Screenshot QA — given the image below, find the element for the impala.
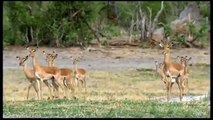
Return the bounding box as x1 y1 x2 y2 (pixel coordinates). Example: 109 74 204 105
160 38 186 101
16 55 38 100
155 61 166 84
43 50 76 99
27 47 65 100
179 56 192 95
71 56 87 93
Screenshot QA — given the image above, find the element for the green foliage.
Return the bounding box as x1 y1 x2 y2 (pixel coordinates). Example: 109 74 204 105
164 24 172 38
198 2 210 20
187 22 209 48
3 1 210 47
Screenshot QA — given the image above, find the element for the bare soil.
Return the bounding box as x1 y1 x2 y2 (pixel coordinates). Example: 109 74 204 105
3 46 210 71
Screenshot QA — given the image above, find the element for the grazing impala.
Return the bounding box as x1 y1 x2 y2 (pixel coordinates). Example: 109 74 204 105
42 50 76 99
160 38 186 101
27 47 65 100
16 55 38 100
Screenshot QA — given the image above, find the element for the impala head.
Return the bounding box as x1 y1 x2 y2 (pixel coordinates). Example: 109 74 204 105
155 61 164 69
160 37 174 55
159 63 164 69
180 56 192 67
70 56 81 65
42 50 58 63
27 47 38 57
16 55 29 66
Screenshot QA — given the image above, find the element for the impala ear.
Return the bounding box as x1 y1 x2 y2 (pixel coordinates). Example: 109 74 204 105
159 40 165 47
169 42 174 48
16 56 20 60
70 56 74 61
26 47 30 51
42 51 46 55
176 56 180 59
187 57 192 61
54 54 58 59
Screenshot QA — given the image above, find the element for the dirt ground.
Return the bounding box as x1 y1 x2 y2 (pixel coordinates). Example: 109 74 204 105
3 46 210 71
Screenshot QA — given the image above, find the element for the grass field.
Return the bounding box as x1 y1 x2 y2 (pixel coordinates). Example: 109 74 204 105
3 64 210 118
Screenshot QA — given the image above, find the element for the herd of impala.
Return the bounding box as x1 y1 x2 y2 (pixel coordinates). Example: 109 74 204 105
16 47 86 100
16 37 192 102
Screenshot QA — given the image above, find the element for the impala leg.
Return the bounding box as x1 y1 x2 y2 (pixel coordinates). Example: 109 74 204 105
26 82 33 100
162 77 166 90
176 77 183 101
32 81 39 100
36 79 41 100
52 80 59 98
70 83 76 99
44 80 54 100
27 81 37 100
55 77 66 99
75 77 79 88
181 78 185 96
83 78 87 93
63 79 68 99
166 77 171 102
186 77 189 94
168 76 174 102
40 79 44 100
168 80 171 102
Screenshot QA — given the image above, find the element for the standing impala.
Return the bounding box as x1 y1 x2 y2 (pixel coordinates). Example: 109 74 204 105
16 55 38 100
179 56 192 95
71 56 87 93
160 38 186 101
155 61 166 84
42 50 76 99
27 47 65 100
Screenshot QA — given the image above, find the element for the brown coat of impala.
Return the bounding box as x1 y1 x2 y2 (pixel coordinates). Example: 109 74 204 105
72 57 87 93
27 47 65 100
16 55 38 100
43 50 76 99
160 39 186 102
179 56 192 95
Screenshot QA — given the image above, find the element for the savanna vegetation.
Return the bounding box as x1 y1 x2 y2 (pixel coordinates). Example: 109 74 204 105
3 1 210 118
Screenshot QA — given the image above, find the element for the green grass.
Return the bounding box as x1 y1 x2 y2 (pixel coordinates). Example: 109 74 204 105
3 99 210 118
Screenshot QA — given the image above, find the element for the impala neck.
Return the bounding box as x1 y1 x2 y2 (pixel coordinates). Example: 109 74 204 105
183 63 188 73
23 62 28 71
48 60 54 67
75 62 78 72
164 51 172 71
32 53 40 69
